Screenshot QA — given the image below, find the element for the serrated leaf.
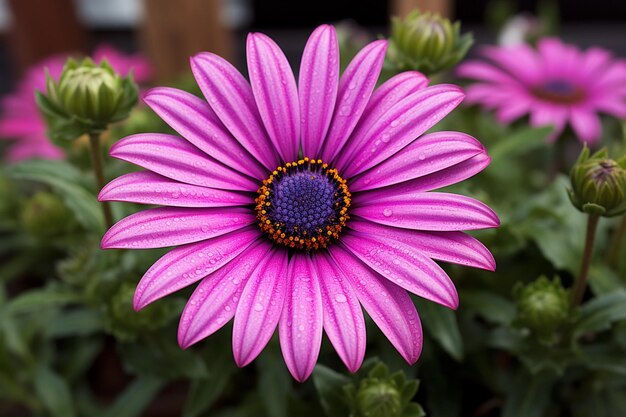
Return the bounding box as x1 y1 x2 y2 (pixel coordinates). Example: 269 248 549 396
101 376 165 417
312 364 351 417
34 366 76 417
6 160 104 232
415 298 464 361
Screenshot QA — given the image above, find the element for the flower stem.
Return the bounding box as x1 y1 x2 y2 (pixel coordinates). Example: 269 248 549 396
572 214 600 307
607 215 626 268
89 133 113 228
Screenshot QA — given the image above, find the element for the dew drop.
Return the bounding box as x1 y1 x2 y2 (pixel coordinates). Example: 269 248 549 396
254 303 264 312
383 208 393 217
335 294 347 303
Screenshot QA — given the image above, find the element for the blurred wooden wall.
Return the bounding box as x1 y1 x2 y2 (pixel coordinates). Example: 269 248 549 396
392 0 453 17
141 0 233 81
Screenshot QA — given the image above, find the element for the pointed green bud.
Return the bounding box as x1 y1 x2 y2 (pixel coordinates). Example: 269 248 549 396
20 192 77 237
37 57 138 141
356 381 403 417
568 145 626 217
514 276 570 344
387 9 473 76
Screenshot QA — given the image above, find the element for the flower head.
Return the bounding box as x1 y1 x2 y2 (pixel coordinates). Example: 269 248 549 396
0 45 152 162
100 25 499 381
457 38 626 143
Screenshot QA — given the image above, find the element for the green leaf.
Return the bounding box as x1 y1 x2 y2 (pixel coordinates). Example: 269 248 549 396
312 364 351 417
573 291 626 338
34 366 76 417
501 371 555 417
6 160 104 232
581 344 626 376
102 376 165 417
5 288 81 314
403 402 426 417
43 309 104 338
488 125 552 161
257 343 293 417
460 290 516 325
414 298 464 361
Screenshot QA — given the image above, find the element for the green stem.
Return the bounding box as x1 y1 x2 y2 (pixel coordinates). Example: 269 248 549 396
607 214 626 268
572 214 600 307
88 133 113 229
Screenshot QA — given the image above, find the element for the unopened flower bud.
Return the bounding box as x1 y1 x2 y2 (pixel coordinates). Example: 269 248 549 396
357 380 402 417
569 146 626 217
387 9 473 76
36 58 138 140
20 192 76 237
514 276 570 344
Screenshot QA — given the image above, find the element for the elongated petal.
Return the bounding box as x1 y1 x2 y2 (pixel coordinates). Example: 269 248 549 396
99 172 252 207
342 231 458 309
190 53 279 170
456 61 522 85
480 44 542 84
348 219 495 271
143 87 266 179
178 240 272 348
101 207 255 249
569 108 602 144
352 192 499 231
247 33 299 162
314 253 365 372
279 254 323 382
344 85 465 178
350 131 484 191
335 71 429 171
358 152 491 195
133 226 259 310
299 25 339 157
110 133 258 191
233 248 288 366
328 246 422 364
320 40 388 162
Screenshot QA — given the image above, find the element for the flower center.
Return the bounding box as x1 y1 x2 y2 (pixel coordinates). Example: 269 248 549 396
532 80 586 104
255 158 351 251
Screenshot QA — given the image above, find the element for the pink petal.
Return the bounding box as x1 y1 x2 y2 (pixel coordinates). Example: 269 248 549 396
479 44 542 84
133 226 260 311
529 104 567 142
358 152 491 195
190 53 280 170
247 33 299 162
341 231 458 309
328 245 422 364
110 133 258 192
335 71 429 171
143 87 266 180
314 253 365 372
343 85 465 178
178 240 272 348
348 219 496 271
233 248 288 366
569 108 602 144
350 131 484 192
495 97 534 124
456 61 522 85
320 40 388 162
299 25 340 158
98 172 252 207
101 207 255 249
352 191 499 231
279 254 323 382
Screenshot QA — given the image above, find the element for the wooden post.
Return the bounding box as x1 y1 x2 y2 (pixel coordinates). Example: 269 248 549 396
142 0 233 81
391 0 453 18
7 0 86 74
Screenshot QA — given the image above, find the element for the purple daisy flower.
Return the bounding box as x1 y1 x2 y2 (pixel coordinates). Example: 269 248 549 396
100 25 499 381
457 38 626 144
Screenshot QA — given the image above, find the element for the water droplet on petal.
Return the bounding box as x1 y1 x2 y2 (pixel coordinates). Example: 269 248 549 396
254 303 264 312
383 208 393 217
335 294 347 303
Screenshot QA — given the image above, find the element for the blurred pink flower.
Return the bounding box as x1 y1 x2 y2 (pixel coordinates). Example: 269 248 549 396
0 45 153 162
99 25 499 381
458 38 626 143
